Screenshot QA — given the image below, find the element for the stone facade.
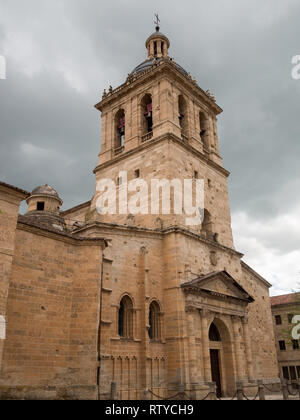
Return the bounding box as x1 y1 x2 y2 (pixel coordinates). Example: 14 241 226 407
0 25 280 399
271 293 300 383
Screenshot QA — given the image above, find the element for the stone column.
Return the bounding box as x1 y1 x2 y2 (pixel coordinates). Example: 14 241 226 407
163 42 168 57
140 247 151 394
101 113 107 152
186 307 199 385
242 315 254 381
208 115 215 152
157 41 162 57
200 309 211 382
213 117 219 154
232 316 244 382
149 41 154 58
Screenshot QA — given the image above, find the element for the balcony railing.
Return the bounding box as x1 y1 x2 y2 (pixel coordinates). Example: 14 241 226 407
114 146 125 156
141 131 153 142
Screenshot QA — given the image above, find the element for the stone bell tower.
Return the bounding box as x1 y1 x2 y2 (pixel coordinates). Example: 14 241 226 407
91 22 234 249
75 22 279 399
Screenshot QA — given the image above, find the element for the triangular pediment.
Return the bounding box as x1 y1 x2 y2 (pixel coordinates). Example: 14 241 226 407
181 271 254 303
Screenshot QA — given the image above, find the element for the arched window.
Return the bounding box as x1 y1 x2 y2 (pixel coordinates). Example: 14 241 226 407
209 323 221 342
148 301 161 341
118 295 133 339
199 111 209 149
115 109 125 150
141 94 153 136
178 95 188 137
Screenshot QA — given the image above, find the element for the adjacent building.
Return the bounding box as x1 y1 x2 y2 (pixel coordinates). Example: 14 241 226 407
271 293 300 383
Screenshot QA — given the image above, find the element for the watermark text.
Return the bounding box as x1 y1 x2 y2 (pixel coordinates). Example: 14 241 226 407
0 55 6 80
291 55 300 80
96 172 205 226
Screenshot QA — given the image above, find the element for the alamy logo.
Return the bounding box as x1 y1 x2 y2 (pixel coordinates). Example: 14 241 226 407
291 55 300 80
96 171 205 226
0 55 6 80
291 315 300 340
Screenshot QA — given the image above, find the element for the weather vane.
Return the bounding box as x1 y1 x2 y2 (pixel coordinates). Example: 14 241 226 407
154 13 160 30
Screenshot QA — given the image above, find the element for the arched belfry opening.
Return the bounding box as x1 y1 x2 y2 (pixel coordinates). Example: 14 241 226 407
178 95 188 139
114 109 125 151
141 94 153 138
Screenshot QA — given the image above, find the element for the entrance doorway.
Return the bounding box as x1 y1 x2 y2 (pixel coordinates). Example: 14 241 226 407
210 349 222 398
208 319 235 397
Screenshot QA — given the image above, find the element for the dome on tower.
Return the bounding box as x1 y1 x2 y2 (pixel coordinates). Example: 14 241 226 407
31 184 60 199
130 25 188 77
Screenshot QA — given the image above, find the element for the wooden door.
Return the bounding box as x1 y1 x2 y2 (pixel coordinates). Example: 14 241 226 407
210 349 222 398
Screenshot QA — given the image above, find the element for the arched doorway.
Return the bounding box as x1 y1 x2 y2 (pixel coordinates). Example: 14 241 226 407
209 323 222 397
209 318 235 398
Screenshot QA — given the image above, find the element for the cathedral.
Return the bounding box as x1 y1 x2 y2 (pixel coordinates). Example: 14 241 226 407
0 24 279 400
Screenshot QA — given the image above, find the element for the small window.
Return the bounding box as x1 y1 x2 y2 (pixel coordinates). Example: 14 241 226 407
117 177 122 187
292 340 299 350
288 314 294 324
275 315 282 325
296 366 300 379
149 301 161 341
37 202 45 211
194 171 198 179
279 340 286 351
282 366 289 380
134 169 140 178
118 296 133 339
289 366 297 380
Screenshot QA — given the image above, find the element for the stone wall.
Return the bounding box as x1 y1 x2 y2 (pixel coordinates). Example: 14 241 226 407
0 183 28 371
0 222 105 400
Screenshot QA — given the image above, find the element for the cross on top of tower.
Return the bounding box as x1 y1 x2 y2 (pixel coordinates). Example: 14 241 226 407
154 13 160 31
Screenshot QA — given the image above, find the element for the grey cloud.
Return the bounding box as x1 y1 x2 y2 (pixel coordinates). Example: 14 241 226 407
0 0 300 290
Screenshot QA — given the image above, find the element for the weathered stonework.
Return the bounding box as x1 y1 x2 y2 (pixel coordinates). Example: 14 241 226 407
0 25 280 399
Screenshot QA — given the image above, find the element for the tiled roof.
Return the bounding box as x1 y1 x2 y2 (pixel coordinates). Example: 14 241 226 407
0 181 29 196
270 293 300 306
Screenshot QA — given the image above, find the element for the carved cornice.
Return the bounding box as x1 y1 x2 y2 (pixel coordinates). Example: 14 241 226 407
182 285 250 306
94 131 230 178
73 221 242 258
185 306 199 314
95 59 222 115
17 219 107 248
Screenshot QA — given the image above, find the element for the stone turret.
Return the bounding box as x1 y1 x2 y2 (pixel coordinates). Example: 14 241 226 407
24 184 66 231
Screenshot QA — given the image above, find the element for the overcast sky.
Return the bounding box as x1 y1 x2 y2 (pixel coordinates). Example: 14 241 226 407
0 0 299 295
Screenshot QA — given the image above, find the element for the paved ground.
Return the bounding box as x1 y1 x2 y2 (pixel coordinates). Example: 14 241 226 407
221 394 299 400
